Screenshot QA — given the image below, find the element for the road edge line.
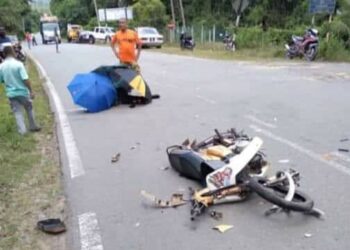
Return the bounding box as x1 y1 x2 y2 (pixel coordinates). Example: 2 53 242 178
78 212 104 250
29 54 85 178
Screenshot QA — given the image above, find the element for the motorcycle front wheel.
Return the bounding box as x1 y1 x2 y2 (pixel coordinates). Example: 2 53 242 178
247 177 314 212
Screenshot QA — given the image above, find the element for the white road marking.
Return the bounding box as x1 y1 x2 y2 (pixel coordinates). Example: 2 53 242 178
30 56 85 178
249 124 350 176
330 151 350 163
245 115 277 129
196 95 216 104
78 212 104 250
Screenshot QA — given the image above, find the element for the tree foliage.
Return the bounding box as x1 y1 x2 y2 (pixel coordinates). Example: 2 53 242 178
0 0 31 32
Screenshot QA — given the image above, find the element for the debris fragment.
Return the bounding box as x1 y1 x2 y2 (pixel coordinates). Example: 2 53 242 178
130 146 137 150
273 117 278 122
322 153 334 161
213 224 233 233
210 211 223 220
141 190 187 208
338 148 349 153
304 233 312 238
160 166 170 171
37 219 66 234
340 138 349 142
135 222 140 228
278 159 290 164
111 153 121 163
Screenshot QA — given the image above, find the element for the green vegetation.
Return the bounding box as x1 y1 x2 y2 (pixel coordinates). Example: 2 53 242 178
0 60 65 249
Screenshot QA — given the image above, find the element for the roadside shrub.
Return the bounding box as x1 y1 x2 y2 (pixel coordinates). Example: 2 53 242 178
321 20 350 43
318 36 350 60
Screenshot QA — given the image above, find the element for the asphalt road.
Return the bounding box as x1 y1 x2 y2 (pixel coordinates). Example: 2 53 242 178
31 43 350 250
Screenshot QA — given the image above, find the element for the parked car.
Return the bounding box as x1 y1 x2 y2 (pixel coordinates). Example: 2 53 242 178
78 30 95 44
135 27 163 48
91 26 115 43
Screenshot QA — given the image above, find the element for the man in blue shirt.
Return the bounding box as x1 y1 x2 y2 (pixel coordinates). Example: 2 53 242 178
0 46 40 135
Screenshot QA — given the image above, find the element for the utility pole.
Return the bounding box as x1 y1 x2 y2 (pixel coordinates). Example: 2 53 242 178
93 0 101 26
170 0 176 42
178 0 186 31
170 0 176 25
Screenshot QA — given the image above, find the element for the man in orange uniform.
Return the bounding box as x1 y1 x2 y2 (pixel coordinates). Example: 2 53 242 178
111 18 142 71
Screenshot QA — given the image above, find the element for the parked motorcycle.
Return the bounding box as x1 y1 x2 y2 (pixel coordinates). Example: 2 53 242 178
180 33 195 50
0 42 26 64
223 34 236 51
285 28 319 61
167 128 322 220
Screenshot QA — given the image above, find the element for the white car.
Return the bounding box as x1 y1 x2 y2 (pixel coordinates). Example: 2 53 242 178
92 26 115 43
135 27 163 48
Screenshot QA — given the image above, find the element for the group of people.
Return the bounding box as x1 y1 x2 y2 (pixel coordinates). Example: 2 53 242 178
0 18 141 135
25 32 38 49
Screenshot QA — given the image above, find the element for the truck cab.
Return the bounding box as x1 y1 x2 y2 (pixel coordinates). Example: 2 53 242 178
40 15 61 44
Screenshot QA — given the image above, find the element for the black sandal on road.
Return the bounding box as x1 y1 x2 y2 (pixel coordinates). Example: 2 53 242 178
37 218 66 234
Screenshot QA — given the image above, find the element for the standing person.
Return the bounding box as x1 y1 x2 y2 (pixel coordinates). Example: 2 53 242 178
32 34 37 46
110 18 142 72
54 28 59 53
25 32 31 49
0 46 40 135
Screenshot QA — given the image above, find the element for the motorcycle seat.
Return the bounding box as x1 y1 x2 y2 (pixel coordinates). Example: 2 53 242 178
292 35 304 41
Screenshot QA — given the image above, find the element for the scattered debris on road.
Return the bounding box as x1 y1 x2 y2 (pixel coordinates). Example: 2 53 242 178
278 159 290 164
213 224 233 233
210 210 223 220
111 153 121 163
37 219 66 234
141 190 187 208
160 166 170 171
340 138 349 142
135 222 141 228
304 233 313 238
338 148 349 153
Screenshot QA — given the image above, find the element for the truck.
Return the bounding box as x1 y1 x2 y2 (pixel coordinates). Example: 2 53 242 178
67 24 82 43
40 14 61 44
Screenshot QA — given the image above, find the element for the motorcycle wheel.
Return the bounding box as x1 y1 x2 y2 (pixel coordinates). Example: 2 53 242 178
305 47 317 61
247 177 314 212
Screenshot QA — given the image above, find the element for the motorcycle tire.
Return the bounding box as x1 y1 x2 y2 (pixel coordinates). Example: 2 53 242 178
247 177 314 212
305 47 317 61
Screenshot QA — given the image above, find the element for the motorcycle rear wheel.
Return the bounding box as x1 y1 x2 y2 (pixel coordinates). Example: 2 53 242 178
247 177 314 212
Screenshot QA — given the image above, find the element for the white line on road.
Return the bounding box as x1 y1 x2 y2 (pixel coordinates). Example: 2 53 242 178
245 115 277 129
78 212 104 250
196 95 216 104
330 151 350 163
31 56 85 178
249 124 350 176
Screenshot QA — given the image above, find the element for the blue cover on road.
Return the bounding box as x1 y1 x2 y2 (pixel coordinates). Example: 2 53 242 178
68 73 117 113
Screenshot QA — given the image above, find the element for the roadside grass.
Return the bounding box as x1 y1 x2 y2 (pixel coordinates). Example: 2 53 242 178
156 43 350 62
0 60 66 249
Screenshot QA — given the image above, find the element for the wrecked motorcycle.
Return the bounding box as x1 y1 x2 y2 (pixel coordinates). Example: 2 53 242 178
167 129 321 220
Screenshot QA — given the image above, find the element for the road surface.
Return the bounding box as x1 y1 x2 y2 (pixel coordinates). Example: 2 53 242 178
31 43 350 250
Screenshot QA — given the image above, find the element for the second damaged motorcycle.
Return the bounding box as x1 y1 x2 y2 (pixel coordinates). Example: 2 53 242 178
285 28 319 61
167 129 322 220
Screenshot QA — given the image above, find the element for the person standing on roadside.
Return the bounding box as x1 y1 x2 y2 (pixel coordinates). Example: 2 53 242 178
110 18 142 72
25 32 31 49
54 27 59 53
32 34 37 46
0 46 41 135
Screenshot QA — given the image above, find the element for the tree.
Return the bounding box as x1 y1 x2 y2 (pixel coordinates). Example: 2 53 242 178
0 0 31 32
132 0 168 31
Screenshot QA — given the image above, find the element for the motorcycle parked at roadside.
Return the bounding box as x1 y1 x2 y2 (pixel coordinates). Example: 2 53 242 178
223 34 236 51
285 28 319 61
167 128 322 220
180 33 195 50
